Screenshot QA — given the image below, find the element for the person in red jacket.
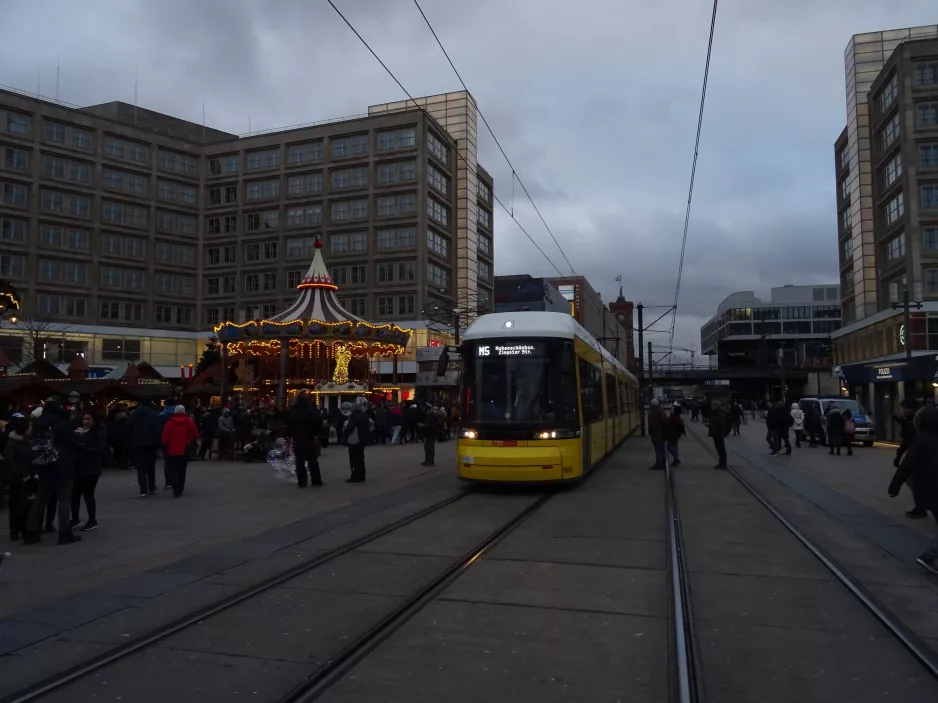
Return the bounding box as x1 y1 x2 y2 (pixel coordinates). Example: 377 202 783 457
161 406 198 497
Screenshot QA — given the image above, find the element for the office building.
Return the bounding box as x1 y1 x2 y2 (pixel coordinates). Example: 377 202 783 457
700 285 841 369
831 32 938 416
0 88 494 374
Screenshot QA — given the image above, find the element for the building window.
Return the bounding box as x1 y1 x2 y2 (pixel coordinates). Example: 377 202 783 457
288 140 323 165
5 112 30 135
2 183 27 206
927 269 938 295
207 215 238 234
0 254 24 278
158 149 198 176
207 184 238 206
71 128 93 150
885 192 904 226
479 235 492 256
331 166 368 190
341 297 366 316
157 211 197 235
0 217 26 242
377 127 416 151
3 147 28 171
378 160 416 185
377 262 394 283
331 134 368 159
428 198 449 226
208 155 239 176
427 164 449 194
206 277 220 295
916 61 938 87
917 102 938 128
204 308 220 326
377 193 416 217
101 232 146 259
263 272 277 291
287 204 322 228
245 148 280 171
398 295 415 316
923 144 938 168
245 210 279 231
878 75 898 112
246 179 280 201
427 229 449 257
428 131 449 163
478 208 491 230
287 172 323 196
331 231 367 253
885 232 906 261
883 153 902 188
923 185 938 211
477 260 492 280
41 224 89 251
881 114 900 151
377 226 416 250
331 199 367 222
44 122 65 144
100 267 144 290
244 274 260 292
287 270 303 288
427 262 449 289
841 208 853 232
156 242 196 265
102 200 148 227
287 236 317 259
837 146 848 172
925 227 938 253
377 295 394 317
155 274 195 296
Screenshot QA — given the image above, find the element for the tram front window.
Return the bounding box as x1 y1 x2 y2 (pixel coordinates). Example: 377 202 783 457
464 339 575 425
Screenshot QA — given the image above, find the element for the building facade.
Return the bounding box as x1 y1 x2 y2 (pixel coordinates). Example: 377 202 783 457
0 88 493 374
700 285 842 369
836 26 938 324
831 34 938 421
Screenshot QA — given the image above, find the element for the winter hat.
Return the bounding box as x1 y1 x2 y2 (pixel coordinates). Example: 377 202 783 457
174 405 186 414
30 407 43 419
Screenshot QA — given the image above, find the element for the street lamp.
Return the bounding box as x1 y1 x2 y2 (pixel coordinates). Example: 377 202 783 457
452 308 464 346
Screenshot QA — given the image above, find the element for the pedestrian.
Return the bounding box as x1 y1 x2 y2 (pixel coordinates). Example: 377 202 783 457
286 390 324 488
803 404 819 447
790 402 805 448
709 400 730 469
647 399 668 470
24 398 81 545
130 401 163 497
729 401 743 436
841 409 855 456
343 397 371 482
217 408 235 459
421 404 438 466
109 405 131 470
888 405 938 574
161 405 199 497
389 403 403 445
197 408 218 460
765 400 778 453
895 399 926 518
3 415 33 541
374 403 389 445
826 404 845 456
667 403 686 466
70 412 106 531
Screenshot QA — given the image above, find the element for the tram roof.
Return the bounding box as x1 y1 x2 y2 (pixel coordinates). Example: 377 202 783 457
462 312 634 380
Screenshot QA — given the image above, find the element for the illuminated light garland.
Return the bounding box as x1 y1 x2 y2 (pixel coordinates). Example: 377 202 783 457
214 317 413 336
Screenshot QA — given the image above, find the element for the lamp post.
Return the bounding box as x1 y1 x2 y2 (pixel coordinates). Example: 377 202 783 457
453 307 464 346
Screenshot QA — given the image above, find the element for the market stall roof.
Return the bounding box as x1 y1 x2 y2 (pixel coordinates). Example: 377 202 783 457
270 238 362 324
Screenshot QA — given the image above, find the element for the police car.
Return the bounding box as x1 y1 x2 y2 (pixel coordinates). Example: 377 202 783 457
799 397 875 447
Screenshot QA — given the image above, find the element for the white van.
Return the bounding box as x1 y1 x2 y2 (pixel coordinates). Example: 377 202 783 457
798 397 875 447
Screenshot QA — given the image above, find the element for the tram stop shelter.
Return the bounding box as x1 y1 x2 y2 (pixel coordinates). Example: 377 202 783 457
214 237 412 411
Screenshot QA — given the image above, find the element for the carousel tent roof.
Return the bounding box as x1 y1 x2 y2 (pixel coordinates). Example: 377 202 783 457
270 238 363 324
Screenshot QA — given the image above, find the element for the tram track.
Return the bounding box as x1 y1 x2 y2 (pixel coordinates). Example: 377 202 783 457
1 488 473 703
2 486 556 703
681 427 938 687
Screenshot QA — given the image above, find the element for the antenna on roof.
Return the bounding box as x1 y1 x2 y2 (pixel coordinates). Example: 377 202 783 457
55 54 60 102
248 99 252 135
133 68 138 126
202 99 206 144
36 64 40 98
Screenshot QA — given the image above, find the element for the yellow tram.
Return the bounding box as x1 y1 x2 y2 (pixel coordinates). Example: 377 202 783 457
456 311 640 483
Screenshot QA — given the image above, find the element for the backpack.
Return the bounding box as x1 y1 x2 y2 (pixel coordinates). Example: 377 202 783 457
31 427 59 466
844 418 856 434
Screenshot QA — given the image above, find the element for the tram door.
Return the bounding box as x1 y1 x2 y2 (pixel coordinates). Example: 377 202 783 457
581 424 591 473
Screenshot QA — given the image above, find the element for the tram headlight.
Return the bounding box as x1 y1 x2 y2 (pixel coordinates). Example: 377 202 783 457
461 429 478 439
534 429 580 440
537 431 557 439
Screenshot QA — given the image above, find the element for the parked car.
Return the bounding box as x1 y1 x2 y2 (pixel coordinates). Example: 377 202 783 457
799 397 875 447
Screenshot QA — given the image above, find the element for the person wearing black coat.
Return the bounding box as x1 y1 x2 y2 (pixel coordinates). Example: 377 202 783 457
343 398 371 483
197 409 218 461
3 415 33 540
895 400 926 519
24 399 81 545
130 401 163 497
71 413 107 531
888 405 938 574
421 405 439 466
768 401 792 456
708 401 730 469
667 404 686 466
286 390 323 487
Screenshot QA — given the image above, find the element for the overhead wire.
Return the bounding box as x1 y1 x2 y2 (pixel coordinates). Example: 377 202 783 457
667 0 720 358
325 0 566 281
411 0 577 278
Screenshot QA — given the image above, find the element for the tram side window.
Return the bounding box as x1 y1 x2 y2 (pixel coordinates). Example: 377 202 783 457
605 374 618 417
618 379 627 414
578 358 604 423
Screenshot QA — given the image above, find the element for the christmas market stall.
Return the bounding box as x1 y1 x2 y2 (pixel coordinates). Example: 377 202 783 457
214 238 412 410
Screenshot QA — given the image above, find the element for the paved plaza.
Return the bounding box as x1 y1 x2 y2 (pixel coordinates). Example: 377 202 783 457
1 425 938 701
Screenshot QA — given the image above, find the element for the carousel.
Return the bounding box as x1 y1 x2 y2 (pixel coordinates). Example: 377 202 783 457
214 237 412 411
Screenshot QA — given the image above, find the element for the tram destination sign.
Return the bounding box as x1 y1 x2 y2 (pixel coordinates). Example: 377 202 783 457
478 343 542 357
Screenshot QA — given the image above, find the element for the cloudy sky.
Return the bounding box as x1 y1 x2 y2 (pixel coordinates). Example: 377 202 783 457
2 1 936 356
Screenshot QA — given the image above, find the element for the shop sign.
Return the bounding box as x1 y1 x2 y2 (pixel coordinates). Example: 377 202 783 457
875 366 896 381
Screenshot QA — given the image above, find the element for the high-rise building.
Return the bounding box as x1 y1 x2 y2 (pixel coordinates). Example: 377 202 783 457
0 88 494 374
836 25 938 324
831 32 938 424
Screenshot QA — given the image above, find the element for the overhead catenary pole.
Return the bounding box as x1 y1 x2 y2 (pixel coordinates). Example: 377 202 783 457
892 286 922 403
637 303 645 437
